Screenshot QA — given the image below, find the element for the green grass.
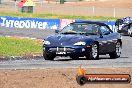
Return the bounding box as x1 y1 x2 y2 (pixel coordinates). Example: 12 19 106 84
0 37 42 57
0 12 118 21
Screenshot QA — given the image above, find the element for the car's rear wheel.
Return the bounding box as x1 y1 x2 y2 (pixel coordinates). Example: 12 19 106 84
86 43 99 60
109 42 122 59
43 52 55 60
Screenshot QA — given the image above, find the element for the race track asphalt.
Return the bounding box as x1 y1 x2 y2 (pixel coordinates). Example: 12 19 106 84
0 27 132 69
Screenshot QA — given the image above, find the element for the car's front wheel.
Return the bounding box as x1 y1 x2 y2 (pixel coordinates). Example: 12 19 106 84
109 42 122 59
130 33 132 37
86 43 99 60
43 52 55 60
128 29 132 37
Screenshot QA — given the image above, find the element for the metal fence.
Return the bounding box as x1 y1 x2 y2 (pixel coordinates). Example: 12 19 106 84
37 4 132 17
0 0 132 17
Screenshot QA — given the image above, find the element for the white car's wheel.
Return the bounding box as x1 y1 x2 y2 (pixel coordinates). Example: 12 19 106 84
129 27 132 37
130 33 132 37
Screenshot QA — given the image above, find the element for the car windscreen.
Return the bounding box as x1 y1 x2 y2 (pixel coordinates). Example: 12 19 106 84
60 23 99 35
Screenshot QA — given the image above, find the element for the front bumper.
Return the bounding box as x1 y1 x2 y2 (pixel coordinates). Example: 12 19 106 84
43 46 91 56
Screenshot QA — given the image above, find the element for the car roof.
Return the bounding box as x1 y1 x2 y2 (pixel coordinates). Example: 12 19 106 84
71 21 110 28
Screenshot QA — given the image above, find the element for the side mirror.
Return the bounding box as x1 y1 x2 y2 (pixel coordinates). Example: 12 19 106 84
55 30 60 33
100 34 103 38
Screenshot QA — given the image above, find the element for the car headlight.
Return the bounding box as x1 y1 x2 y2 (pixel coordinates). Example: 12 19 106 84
43 40 51 45
74 42 86 46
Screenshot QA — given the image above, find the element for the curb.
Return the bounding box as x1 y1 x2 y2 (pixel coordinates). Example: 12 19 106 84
0 54 43 61
0 35 43 61
5 35 43 41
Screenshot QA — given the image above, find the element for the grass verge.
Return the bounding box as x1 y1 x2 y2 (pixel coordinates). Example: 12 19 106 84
0 12 118 21
0 37 42 57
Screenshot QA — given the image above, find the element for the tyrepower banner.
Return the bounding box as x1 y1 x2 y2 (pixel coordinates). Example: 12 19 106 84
0 16 60 29
0 16 116 31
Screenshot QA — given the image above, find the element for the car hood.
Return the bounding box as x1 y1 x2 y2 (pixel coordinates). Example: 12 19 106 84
45 34 95 47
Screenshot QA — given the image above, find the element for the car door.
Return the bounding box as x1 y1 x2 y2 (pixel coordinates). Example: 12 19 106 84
98 25 115 54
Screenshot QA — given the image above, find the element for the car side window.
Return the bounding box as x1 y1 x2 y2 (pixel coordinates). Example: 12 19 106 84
85 24 99 35
100 26 110 35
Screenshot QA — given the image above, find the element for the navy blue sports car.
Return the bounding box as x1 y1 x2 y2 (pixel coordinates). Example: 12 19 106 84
43 21 122 60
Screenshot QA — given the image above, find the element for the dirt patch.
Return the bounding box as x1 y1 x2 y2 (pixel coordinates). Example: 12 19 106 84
0 0 132 17
67 0 132 8
0 68 132 88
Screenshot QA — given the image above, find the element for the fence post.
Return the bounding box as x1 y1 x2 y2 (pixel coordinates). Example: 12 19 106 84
92 6 95 16
40 0 42 6
51 7 53 14
113 8 116 18
72 6 75 16
14 1 17 9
